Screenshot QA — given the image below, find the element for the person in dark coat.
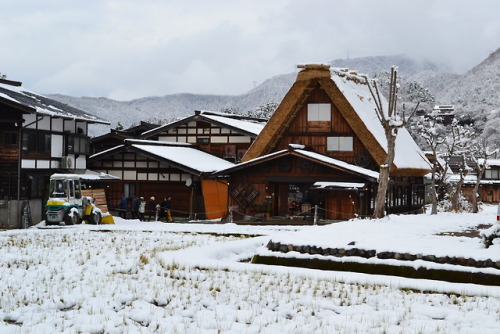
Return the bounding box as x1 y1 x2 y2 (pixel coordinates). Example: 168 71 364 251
131 196 140 219
119 196 127 218
148 197 156 221
161 196 173 222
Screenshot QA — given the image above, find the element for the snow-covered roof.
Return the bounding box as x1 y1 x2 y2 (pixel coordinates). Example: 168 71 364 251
201 114 265 136
90 139 234 175
330 68 430 171
0 81 109 124
133 144 235 174
51 170 120 181
141 110 266 138
312 182 366 189
296 149 379 179
478 159 500 167
217 146 379 181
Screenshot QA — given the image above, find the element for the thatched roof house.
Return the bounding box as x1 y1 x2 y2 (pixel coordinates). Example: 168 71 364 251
217 64 431 221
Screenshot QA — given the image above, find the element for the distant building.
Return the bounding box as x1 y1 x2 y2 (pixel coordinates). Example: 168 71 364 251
430 105 455 125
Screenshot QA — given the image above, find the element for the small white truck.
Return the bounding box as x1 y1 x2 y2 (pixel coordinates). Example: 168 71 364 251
44 174 102 225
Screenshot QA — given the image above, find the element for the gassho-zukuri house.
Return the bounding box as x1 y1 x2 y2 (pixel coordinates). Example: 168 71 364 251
215 64 431 221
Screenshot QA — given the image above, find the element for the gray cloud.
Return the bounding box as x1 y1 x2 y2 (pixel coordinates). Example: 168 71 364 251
1 0 499 100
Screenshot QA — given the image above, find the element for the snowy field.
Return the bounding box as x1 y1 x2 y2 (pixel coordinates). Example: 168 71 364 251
1 206 499 333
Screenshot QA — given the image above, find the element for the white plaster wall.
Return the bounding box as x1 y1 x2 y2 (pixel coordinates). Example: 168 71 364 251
75 155 86 169
21 160 36 168
23 114 37 129
51 134 63 157
52 118 63 131
38 116 51 130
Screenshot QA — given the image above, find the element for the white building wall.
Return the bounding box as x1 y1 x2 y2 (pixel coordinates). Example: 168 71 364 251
52 118 64 132
24 114 37 129
75 155 86 169
38 116 51 130
51 134 64 157
63 119 76 133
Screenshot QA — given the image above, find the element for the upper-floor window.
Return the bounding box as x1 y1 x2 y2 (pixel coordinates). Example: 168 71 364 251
485 169 500 179
67 134 90 155
3 131 17 147
22 131 51 153
327 136 353 151
197 137 210 144
307 103 331 122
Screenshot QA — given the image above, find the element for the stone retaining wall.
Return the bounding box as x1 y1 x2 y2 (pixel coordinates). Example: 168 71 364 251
267 240 500 270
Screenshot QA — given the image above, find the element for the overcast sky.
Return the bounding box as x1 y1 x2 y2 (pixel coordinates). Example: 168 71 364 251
1 0 499 100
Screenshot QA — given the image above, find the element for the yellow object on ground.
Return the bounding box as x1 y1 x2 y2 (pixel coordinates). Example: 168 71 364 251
101 214 115 224
84 204 93 216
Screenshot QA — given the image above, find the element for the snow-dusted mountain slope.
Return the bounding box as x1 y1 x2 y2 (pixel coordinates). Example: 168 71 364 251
47 52 499 137
436 47 500 112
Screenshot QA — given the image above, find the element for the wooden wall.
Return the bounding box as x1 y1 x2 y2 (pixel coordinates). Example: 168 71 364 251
227 155 371 220
275 87 376 168
152 120 254 161
0 124 19 199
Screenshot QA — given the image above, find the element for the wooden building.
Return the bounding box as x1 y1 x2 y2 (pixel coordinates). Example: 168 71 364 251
88 110 266 219
140 110 267 162
0 78 109 227
89 139 234 220
447 158 500 204
90 121 157 154
479 159 500 202
216 65 431 221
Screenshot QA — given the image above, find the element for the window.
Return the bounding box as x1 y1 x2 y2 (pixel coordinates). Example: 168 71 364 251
3 132 17 147
66 134 90 155
224 145 236 158
197 137 210 144
22 131 51 153
485 169 499 179
327 137 353 151
307 104 331 121
74 180 82 199
124 183 136 198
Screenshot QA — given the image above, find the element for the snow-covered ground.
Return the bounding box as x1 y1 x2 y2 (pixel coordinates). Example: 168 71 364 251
1 206 499 333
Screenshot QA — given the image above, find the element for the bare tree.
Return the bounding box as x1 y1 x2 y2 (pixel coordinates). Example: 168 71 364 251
441 119 475 212
417 116 446 214
368 67 419 219
470 139 497 213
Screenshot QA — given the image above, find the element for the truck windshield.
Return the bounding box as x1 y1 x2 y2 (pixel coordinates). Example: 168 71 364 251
49 179 68 198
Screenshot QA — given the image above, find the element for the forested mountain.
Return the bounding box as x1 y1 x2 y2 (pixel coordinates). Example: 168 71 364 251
47 51 500 137
436 48 500 112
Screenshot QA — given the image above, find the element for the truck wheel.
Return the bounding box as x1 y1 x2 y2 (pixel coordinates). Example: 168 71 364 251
87 210 101 225
64 211 77 225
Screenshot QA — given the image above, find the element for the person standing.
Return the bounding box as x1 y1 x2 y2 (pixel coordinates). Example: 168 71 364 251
138 197 146 221
148 196 156 221
161 196 173 222
119 196 127 218
131 196 140 219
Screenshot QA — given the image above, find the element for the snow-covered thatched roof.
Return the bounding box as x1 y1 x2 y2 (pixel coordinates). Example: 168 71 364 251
243 64 431 176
